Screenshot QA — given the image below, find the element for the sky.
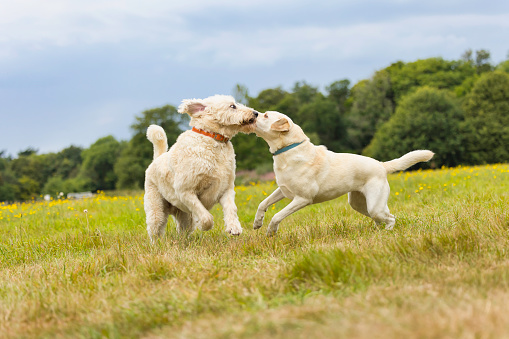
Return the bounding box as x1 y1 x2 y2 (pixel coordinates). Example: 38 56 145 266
1 0 508 156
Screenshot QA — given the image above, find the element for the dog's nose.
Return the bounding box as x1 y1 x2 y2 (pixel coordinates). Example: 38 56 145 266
253 111 259 117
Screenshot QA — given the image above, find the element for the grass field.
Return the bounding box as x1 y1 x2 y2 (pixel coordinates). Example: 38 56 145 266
1 164 508 338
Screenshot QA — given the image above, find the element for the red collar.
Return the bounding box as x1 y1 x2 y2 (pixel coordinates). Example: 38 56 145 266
192 127 230 143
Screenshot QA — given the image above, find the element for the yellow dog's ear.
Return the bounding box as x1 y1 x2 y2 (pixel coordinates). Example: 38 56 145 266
270 118 290 132
178 99 207 117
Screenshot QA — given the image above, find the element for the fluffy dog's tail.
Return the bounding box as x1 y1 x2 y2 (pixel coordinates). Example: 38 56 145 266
147 125 168 160
382 150 434 174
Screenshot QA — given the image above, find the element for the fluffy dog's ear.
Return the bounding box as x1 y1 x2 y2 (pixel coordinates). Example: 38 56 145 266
178 99 207 117
270 118 290 132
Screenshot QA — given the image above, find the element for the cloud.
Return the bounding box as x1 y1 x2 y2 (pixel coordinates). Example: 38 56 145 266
0 0 295 49
170 13 509 68
2 0 508 67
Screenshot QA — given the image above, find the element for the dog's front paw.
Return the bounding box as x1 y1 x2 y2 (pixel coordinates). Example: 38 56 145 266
197 213 214 231
226 221 243 236
253 218 263 230
253 211 265 230
266 223 279 237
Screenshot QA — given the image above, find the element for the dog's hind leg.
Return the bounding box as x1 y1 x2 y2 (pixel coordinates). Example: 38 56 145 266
254 187 285 230
179 192 215 231
348 191 371 218
173 209 193 233
266 196 311 236
144 182 171 242
382 207 396 230
363 180 396 230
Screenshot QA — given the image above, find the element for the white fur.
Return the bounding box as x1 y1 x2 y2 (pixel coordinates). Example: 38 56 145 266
253 111 434 235
144 95 258 241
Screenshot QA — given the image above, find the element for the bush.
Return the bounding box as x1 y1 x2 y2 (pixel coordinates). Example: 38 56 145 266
462 72 509 164
364 87 465 167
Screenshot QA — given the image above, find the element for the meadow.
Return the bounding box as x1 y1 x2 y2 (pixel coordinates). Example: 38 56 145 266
1 164 508 338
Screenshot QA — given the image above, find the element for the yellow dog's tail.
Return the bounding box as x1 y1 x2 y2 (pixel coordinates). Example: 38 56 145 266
146 125 168 160
382 150 434 174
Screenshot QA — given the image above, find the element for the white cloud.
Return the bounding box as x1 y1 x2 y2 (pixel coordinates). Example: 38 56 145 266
170 13 509 67
0 0 295 45
2 0 508 66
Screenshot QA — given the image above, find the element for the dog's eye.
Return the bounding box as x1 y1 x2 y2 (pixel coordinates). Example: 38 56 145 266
264 113 268 118
230 104 236 109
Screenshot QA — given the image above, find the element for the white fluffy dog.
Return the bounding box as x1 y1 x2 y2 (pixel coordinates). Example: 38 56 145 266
144 95 259 241
253 111 434 236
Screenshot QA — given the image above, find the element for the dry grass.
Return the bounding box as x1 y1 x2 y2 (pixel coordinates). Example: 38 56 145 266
0 164 508 338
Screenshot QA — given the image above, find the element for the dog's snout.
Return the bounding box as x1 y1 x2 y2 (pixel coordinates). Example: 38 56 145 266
253 111 259 118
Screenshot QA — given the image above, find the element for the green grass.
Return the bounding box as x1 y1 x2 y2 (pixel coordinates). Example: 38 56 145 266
1 164 508 338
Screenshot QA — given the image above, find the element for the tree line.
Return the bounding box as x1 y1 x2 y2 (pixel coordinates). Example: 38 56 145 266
1 49 508 201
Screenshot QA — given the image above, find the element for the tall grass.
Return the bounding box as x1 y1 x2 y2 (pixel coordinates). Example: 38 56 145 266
0 164 508 338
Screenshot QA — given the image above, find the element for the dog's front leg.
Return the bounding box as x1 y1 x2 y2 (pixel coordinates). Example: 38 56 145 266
253 188 285 230
219 189 242 235
266 196 311 236
178 192 214 231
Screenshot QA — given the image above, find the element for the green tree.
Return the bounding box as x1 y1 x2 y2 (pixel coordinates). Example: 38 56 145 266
364 87 466 168
114 137 149 190
462 72 509 164
456 49 492 93
385 57 476 103
272 93 299 116
17 175 40 201
295 96 348 152
0 151 9 171
55 146 83 178
80 136 122 191
292 81 319 104
497 59 509 74
42 176 66 196
291 82 329 144
9 151 37 181
475 49 493 74
39 146 83 196
248 87 288 112
454 74 479 98
9 151 53 194
326 79 352 115
347 71 394 153
231 134 273 170
0 168 17 202
0 152 18 201
130 105 188 136
17 148 37 157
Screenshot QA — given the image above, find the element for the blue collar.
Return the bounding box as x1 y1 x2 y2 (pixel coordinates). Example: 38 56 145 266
272 141 305 156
